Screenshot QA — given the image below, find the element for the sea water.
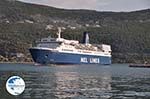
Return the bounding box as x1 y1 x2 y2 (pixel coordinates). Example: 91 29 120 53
0 63 150 99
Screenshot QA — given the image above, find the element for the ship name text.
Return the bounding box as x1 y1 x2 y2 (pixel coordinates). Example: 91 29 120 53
80 57 100 63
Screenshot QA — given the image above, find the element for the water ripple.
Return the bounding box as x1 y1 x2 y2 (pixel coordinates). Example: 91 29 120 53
1 64 150 99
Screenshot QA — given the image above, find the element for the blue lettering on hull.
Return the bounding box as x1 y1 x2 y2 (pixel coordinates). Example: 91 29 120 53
29 49 111 65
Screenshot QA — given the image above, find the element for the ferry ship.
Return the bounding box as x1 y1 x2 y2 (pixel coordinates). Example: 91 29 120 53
29 28 111 65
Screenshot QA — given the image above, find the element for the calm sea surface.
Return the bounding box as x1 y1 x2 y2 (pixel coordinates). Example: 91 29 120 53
1 63 150 99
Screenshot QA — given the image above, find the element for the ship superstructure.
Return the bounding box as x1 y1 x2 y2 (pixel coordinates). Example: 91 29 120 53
29 28 111 65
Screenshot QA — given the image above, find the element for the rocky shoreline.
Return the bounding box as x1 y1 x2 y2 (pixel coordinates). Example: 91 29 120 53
0 55 33 63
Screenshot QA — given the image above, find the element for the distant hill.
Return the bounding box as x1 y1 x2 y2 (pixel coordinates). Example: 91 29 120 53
0 0 150 63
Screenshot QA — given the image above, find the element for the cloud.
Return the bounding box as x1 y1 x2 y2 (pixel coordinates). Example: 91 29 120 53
50 0 98 10
146 0 150 6
18 0 150 12
97 0 150 11
19 0 100 10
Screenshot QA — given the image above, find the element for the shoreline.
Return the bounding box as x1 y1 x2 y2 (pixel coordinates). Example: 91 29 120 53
0 62 34 64
0 62 134 64
0 61 148 65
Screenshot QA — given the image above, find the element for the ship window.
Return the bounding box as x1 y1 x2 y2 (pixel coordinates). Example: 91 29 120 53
37 42 61 48
82 51 92 53
43 40 47 41
45 54 48 58
62 49 73 52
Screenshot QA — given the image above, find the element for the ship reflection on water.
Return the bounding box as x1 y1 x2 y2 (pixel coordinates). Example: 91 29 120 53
54 66 112 98
55 72 80 98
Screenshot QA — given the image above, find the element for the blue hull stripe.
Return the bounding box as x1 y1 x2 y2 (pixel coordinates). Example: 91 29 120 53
29 49 111 65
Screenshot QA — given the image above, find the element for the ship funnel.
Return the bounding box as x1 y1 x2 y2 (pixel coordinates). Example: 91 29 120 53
82 32 89 45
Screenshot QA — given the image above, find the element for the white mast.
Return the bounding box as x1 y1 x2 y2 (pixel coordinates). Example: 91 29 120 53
57 27 61 39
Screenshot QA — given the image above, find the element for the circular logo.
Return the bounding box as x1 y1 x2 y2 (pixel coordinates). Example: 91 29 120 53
6 76 25 95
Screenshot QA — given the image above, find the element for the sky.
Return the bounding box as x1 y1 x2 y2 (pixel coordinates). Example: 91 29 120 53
18 0 150 12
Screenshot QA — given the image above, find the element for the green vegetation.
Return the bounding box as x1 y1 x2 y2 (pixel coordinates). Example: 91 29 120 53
0 0 150 63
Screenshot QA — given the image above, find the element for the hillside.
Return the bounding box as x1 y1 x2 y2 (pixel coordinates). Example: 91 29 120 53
0 0 150 63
